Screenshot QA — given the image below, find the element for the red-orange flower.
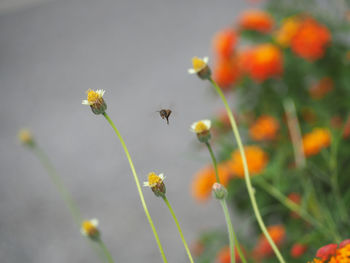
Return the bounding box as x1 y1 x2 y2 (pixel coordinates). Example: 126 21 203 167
253 225 286 259
275 16 302 47
316 243 338 261
344 116 350 139
213 29 238 58
287 192 301 218
238 10 274 33
191 164 232 202
291 18 331 61
309 241 350 263
309 77 334 99
249 115 279 141
239 44 283 82
213 57 240 89
291 243 308 258
228 146 268 177
302 128 331 157
216 245 245 263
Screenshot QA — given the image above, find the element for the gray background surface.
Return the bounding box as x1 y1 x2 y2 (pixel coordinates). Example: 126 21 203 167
0 0 251 262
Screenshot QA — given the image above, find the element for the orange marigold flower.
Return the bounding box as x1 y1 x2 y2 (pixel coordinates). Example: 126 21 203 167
309 242 350 263
302 128 331 157
275 16 302 47
253 225 286 259
309 77 334 99
213 29 238 58
291 18 331 61
249 115 279 141
216 245 245 263
238 10 274 33
291 243 308 258
213 57 240 89
239 44 283 82
191 164 231 202
228 146 268 177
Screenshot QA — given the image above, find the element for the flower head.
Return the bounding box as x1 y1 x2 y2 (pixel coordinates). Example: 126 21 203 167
213 29 238 58
143 172 166 197
309 241 350 263
191 120 212 143
212 182 228 200
228 146 268 177
290 243 308 258
249 115 279 141
238 10 274 33
274 16 302 47
253 225 286 259
81 218 100 239
82 89 107 115
191 164 231 202
303 128 331 157
18 129 34 146
213 57 240 89
188 57 211 80
239 44 283 82
291 17 331 61
217 245 245 263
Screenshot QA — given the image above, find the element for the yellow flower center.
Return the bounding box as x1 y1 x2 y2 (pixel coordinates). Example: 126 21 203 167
148 172 162 187
194 122 208 133
192 57 206 72
87 89 101 104
82 221 97 236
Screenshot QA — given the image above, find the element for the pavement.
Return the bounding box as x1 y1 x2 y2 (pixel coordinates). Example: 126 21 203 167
0 0 251 262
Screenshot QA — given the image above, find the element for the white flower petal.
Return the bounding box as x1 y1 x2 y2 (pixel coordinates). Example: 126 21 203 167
188 68 196 74
82 100 90 105
190 121 198 132
202 119 211 129
90 218 99 227
143 182 149 187
203 57 209 64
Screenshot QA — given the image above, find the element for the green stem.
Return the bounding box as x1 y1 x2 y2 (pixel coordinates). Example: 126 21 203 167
102 112 168 263
97 238 115 263
162 196 194 263
205 142 220 183
209 78 286 263
32 144 82 225
205 142 247 263
255 178 331 237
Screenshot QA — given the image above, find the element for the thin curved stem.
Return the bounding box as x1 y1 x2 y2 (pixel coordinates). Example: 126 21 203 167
97 238 115 263
205 142 220 183
102 112 168 263
162 196 194 263
205 142 247 263
209 78 286 263
32 144 82 225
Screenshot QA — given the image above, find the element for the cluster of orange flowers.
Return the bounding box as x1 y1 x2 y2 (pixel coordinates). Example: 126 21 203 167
309 240 350 263
191 146 268 201
302 128 331 157
212 11 331 87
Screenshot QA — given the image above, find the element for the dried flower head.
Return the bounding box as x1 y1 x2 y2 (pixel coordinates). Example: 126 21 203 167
81 219 100 239
82 89 107 115
143 172 166 197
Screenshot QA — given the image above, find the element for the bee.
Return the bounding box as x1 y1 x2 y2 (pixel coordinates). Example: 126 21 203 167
157 109 172 125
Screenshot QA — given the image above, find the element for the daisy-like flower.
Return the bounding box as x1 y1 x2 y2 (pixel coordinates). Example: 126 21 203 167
191 120 211 143
143 172 166 197
188 57 211 80
18 129 34 146
82 89 107 115
81 218 100 240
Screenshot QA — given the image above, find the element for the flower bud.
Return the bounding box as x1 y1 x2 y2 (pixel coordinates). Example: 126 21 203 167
18 129 35 147
212 183 228 200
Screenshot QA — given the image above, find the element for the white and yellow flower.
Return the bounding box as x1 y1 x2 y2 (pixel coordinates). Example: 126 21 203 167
82 89 107 115
143 172 165 187
188 56 209 74
81 218 99 238
191 120 211 134
18 129 34 146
